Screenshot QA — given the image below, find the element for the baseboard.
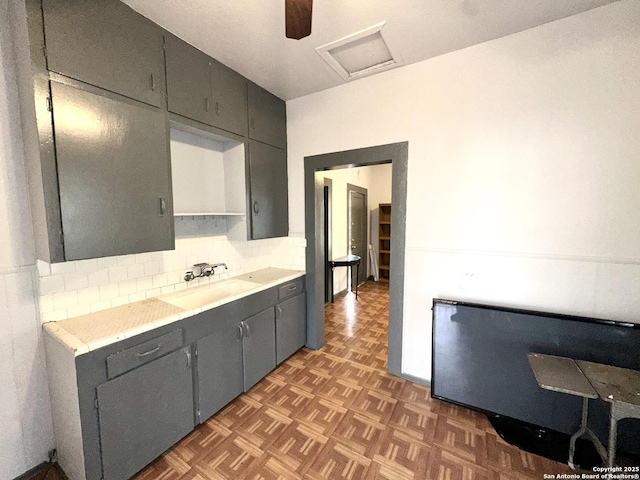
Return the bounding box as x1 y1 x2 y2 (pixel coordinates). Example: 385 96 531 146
400 372 431 387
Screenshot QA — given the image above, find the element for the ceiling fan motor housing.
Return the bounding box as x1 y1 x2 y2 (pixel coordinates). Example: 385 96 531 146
286 0 313 39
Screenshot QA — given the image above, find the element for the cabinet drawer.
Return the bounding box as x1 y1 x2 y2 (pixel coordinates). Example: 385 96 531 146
106 329 183 379
278 278 304 301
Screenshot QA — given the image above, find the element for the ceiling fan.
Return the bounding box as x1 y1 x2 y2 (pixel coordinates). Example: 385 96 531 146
285 0 313 40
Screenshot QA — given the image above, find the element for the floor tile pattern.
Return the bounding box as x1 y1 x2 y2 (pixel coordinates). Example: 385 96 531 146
136 282 573 479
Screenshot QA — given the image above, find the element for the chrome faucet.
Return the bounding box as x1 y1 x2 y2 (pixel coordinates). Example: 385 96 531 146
184 262 228 282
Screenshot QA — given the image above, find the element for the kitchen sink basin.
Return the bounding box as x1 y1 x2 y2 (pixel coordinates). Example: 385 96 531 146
159 279 261 310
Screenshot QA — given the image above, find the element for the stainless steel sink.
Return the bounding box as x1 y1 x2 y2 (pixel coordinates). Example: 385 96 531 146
159 279 260 310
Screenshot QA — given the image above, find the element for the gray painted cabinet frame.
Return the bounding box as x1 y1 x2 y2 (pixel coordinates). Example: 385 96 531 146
13 0 290 263
64 277 304 480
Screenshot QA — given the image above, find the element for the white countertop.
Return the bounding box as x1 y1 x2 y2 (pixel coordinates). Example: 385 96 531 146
43 268 304 356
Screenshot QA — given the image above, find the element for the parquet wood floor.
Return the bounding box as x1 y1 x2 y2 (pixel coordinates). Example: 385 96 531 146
135 282 574 479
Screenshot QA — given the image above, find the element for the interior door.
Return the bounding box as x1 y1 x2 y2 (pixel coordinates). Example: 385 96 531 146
347 184 367 287
323 178 332 304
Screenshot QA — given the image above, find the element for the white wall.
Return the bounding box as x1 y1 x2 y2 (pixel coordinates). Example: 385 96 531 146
0 0 55 476
320 164 391 293
287 0 640 382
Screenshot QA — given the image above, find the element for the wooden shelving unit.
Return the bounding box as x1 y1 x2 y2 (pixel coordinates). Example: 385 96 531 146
378 203 391 282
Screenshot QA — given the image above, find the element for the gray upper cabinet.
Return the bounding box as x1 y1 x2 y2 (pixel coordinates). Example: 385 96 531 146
248 83 287 149
42 0 165 107
276 293 307 365
165 34 212 126
96 347 194 480
196 322 244 422
210 59 248 135
165 35 248 136
51 81 174 260
248 141 289 239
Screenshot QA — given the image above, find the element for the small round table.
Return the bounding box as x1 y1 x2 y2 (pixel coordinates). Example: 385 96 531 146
328 254 361 303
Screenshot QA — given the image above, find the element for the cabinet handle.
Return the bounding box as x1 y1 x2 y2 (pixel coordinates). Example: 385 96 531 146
244 323 250 337
150 73 156 91
253 201 259 214
215 101 220 116
159 197 166 216
237 324 244 339
276 305 282 320
205 97 210 112
287 285 297 291
136 345 161 358
250 118 255 129
184 349 191 369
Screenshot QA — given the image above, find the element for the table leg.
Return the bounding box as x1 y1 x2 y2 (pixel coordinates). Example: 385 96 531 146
355 262 359 300
568 396 609 470
569 397 589 470
608 406 618 468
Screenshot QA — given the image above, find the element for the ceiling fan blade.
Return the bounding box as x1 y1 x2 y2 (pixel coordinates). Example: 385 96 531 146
285 0 312 40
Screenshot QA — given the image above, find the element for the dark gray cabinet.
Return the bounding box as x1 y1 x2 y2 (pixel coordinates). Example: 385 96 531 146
42 0 165 107
276 293 307 365
196 308 275 421
248 83 287 149
96 346 194 480
248 141 289 239
165 34 212 126
196 322 244 422
243 308 277 390
165 35 248 135
210 58 248 135
51 81 174 260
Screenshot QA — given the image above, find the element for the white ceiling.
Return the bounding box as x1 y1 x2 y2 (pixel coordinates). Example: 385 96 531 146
122 0 621 101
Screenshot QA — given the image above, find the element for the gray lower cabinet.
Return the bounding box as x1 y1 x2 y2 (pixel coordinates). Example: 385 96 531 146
196 308 276 422
243 308 277 391
96 347 194 480
275 293 307 364
44 277 303 480
51 81 174 260
196 322 244 422
42 0 165 107
248 82 287 149
248 141 289 239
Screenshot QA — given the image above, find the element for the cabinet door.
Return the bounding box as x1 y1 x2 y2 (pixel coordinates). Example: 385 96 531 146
248 141 289 239
243 309 276 391
51 82 174 260
276 293 307 364
42 0 164 107
97 347 194 480
165 34 213 126
196 322 244 422
248 83 287 149
210 59 248 135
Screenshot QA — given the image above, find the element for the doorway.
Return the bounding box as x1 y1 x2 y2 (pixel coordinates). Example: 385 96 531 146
347 183 367 288
323 178 332 304
304 142 408 378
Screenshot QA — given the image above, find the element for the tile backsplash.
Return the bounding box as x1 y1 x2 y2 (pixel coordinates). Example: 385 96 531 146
37 235 306 322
